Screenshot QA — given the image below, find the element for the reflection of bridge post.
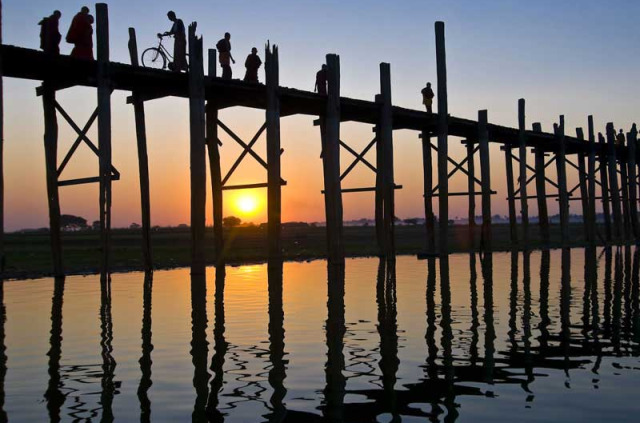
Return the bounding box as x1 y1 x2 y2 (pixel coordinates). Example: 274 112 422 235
138 273 153 422
623 247 632 347
190 273 209 422
206 266 227 422
0 280 7 422
469 254 479 366
46 277 65 422
612 249 623 355
376 259 399 419
603 248 613 339
481 253 495 385
585 248 601 375
266 260 287 420
522 252 533 387
560 248 571 375
323 264 346 421
424 258 443 419
99 275 116 421
538 251 551 352
439 256 458 422
631 248 640 344
508 252 518 354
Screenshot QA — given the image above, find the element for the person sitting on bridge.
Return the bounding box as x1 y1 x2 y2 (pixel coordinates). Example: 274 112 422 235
66 6 93 60
243 47 262 83
421 82 435 113
616 129 626 146
217 32 235 80
39 10 62 55
161 11 187 72
315 64 328 95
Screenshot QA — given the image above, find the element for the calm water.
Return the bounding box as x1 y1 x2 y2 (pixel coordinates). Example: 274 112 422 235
1 248 640 422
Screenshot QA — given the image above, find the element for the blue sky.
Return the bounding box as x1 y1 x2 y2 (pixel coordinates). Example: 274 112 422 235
3 1 640 230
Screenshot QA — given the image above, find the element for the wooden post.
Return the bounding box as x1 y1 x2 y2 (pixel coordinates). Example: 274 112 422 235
379 63 395 257
266 44 282 260
599 133 612 242
321 54 344 264
466 139 476 248
576 128 590 242
532 123 549 244
435 21 449 256
188 24 207 275
128 28 152 272
206 49 224 263
421 131 435 253
0 0 4 274
478 110 492 250
627 124 639 239
518 99 529 246
587 116 597 244
620 133 631 240
42 85 64 277
555 116 569 246
375 122 383 253
96 4 112 274
504 145 518 246
606 123 622 241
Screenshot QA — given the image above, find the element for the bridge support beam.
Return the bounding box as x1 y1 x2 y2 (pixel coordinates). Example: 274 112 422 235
188 24 206 275
420 131 435 254
504 145 518 246
554 116 569 246
466 139 476 248
96 3 112 275
606 123 622 241
207 49 224 264
435 21 449 256
266 44 282 261
598 132 612 242
321 54 344 264
587 117 597 245
128 28 152 272
532 123 549 245
628 124 639 239
576 128 590 242
478 110 492 250
378 63 395 257
42 85 64 277
518 99 528 247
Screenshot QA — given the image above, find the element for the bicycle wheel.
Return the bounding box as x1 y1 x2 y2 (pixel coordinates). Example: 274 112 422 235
141 47 167 70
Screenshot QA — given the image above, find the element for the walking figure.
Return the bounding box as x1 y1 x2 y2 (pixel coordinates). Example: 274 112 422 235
421 82 435 113
243 47 262 83
39 10 62 55
160 11 187 72
216 32 235 80
617 129 626 146
315 64 328 95
66 6 94 60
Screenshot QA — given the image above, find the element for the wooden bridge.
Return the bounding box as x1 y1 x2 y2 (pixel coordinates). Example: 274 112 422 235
0 2 637 276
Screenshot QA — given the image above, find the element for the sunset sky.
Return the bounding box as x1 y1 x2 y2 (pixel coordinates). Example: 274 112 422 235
3 0 640 231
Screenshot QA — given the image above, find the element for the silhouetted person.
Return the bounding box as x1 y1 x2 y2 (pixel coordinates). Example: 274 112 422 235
216 32 235 80
66 6 93 60
421 82 435 113
315 64 327 95
617 129 626 146
161 11 187 72
243 47 262 83
39 10 62 55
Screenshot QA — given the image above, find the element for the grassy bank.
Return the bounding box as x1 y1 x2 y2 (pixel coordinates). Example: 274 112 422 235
2 223 622 279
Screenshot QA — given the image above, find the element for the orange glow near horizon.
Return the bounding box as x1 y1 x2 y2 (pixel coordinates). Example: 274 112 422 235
236 194 259 216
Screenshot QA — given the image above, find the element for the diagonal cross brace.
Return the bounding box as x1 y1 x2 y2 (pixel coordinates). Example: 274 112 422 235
431 144 481 194
221 123 267 186
217 119 286 185
340 137 377 180
54 101 120 179
429 143 483 194
513 154 558 195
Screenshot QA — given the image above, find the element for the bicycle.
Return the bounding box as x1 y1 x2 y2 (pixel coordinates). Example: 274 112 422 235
142 34 187 70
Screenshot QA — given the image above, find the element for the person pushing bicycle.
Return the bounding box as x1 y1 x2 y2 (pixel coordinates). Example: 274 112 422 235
158 11 187 72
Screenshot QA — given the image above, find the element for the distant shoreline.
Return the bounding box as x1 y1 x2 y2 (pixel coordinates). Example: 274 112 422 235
2 223 633 281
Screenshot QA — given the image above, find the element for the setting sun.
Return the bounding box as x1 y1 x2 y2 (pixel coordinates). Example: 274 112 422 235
236 195 259 215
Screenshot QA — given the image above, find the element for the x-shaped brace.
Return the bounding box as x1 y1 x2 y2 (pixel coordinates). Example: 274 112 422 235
512 154 558 195
54 101 120 180
340 138 377 181
431 144 482 194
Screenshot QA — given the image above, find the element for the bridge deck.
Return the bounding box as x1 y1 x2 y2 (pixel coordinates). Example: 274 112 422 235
1 44 612 156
